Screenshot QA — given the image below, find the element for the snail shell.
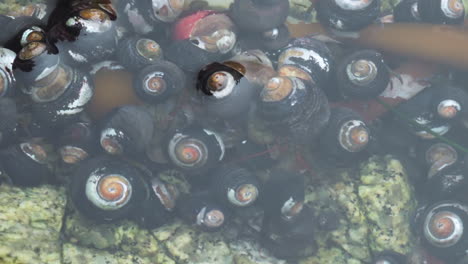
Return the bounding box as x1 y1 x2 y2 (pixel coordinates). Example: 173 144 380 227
262 169 305 221
430 85 468 121
0 48 16 98
418 0 465 25
14 41 60 86
177 191 229 231
0 141 50 187
70 156 149 222
419 201 468 259
237 24 290 52
229 0 289 33
30 64 94 127
58 122 97 164
336 49 390 99
99 105 154 156
225 49 276 86
316 0 381 32
133 60 185 104
394 0 422 23
167 126 225 175
416 140 459 179
3 16 45 53
116 35 163 70
277 37 334 89
424 162 468 202
319 107 371 159
258 76 330 143
196 62 256 119
210 166 261 207
134 177 177 229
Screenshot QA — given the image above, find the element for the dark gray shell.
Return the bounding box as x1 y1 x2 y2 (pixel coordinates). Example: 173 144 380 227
117 35 163 70
3 16 45 53
133 60 185 104
0 48 17 98
394 0 422 23
0 98 17 146
418 0 465 25
58 122 97 164
336 49 389 99
70 156 149 223
429 84 468 121
424 162 468 202
31 65 94 127
0 141 51 187
100 105 154 156
210 166 261 207
316 0 381 32
257 77 330 143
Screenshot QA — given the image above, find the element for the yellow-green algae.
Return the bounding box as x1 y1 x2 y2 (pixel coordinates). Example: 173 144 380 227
0 184 66 264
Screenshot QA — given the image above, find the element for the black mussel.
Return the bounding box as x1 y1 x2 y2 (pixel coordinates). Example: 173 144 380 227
424 161 468 202
260 205 317 259
210 166 260 207
429 85 468 121
0 141 51 186
30 64 94 127
116 35 163 70
0 98 17 147
196 61 256 119
394 0 422 23
117 0 185 35
3 16 45 53
166 126 225 175
55 7 118 65
14 41 60 85
70 156 149 223
418 0 465 25
229 0 289 33
372 251 407 264
316 0 381 32
416 141 459 178
133 60 185 104
58 122 97 164
99 105 154 156
167 11 237 72
395 88 451 140
417 201 468 260
336 49 390 99
318 107 371 160
277 37 334 89
135 176 178 228
261 170 305 221
257 76 330 143
0 48 17 98
177 191 229 231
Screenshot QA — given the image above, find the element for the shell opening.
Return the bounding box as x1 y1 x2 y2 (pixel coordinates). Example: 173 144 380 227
143 72 167 95
424 210 464 248
437 99 461 119
59 146 88 164
338 120 369 152
85 173 133 210
31 65 71 103
334 0 373 10
213 30 236 54
227 184 259 206
79 8 109 22
441 0 464 19
18 41 47 61
151 178 178 211
136 39 162 61
425 143 458 166
207 71 235 99
20 142 47 164
199 207 225 228
100 128 124 155
346 59 378 86
281 197 304 221
21 27 45 47
261 76 294 102
168 134 209 168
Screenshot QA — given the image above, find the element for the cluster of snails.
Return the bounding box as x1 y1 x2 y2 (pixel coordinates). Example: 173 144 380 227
1 0 468 262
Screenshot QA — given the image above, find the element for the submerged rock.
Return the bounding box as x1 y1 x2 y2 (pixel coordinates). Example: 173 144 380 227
0 184 66 264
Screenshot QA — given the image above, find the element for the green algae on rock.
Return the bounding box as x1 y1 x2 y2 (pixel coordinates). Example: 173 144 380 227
0 184 66 264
